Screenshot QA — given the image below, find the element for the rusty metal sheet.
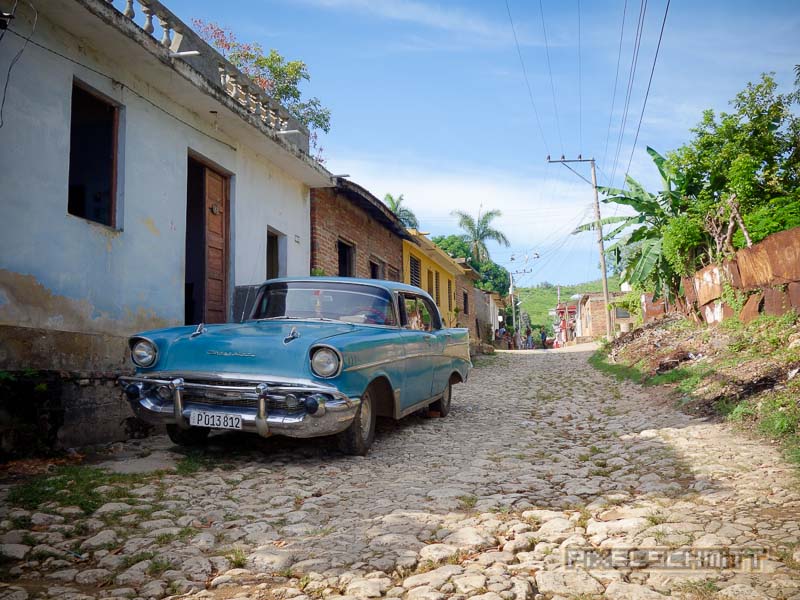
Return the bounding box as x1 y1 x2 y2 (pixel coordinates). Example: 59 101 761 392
789 282 800 311
692 265 723 306
722 259 742 289
682 276 697 306
641 293 667 322
763 287 791 316
739 292 764 323
737 227 800 288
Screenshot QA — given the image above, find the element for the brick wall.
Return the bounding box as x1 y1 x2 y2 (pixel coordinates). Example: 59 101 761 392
310 188 403 280
455 273 479 341
582 297 609 338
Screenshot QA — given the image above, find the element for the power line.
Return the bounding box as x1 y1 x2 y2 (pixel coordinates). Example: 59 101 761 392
609 0 648 189
504 0 549 154
622 0 670 183
577 0 582 154
601 0 628 185
538 0 564 155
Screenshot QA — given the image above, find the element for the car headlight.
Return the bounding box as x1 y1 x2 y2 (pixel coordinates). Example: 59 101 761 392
310 347 340 378
131 339 157 368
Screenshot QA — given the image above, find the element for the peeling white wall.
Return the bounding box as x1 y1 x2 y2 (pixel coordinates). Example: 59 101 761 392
0 10 309 337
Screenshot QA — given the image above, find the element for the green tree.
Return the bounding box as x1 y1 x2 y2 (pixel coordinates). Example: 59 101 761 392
668 74 800 223
431 234 511 297
476 260 511 296
451 209 510 263
574 147 688 299
431 234 477 268
383 193 419 229
192 20 331 144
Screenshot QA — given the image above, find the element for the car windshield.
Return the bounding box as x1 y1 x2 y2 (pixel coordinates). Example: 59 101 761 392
251 281 398 326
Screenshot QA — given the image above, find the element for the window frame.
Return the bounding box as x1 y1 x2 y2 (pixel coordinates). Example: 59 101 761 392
337 238 355 277
67 78 121 230
398 292 443 331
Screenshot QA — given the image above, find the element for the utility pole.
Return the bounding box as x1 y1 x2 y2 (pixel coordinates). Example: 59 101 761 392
509 269 532 335
547 156 613 341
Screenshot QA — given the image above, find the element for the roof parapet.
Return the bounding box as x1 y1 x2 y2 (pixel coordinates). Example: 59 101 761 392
88 0 310 151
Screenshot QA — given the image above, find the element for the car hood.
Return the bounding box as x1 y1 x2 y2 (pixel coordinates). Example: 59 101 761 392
139 320 359 378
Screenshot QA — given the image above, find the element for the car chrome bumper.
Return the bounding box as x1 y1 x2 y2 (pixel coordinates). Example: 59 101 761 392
118 375 359 439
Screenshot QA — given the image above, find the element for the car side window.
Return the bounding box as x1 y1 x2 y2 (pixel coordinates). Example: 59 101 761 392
401 294 442 331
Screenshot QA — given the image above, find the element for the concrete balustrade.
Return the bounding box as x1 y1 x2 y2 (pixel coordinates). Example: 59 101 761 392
103 0 304 147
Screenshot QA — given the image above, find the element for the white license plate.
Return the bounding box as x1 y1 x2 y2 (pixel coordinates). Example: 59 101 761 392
189 411 242 430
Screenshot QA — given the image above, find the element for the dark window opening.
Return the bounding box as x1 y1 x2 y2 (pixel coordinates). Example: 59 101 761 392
434 272 440 305
267 231 280 279
369 259 384 280
427 270 434 297
185 157 205 325
447 280 453 312
409 255 421 288
337 240 354 276
463 290 469 315
68 82 118 227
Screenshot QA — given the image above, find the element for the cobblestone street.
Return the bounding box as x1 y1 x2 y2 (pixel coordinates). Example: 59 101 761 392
2 349 800 599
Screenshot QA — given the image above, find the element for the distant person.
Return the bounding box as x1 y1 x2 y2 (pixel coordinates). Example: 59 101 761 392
540 329 547 349
525 326 532 349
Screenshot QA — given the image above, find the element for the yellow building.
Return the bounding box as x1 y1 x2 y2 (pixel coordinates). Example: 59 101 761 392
403 230 465 327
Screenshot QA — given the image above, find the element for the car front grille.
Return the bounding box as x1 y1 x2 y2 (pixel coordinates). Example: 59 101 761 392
181 380 305 413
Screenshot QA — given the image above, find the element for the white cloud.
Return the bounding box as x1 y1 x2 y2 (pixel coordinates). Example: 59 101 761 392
293 0 546 47
326 153 601 265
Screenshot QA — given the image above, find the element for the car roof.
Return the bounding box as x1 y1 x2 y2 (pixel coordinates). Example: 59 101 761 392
261 277 431 296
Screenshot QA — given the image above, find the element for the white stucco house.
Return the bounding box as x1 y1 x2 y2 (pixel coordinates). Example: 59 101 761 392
0 0 332 445
0 0 332 367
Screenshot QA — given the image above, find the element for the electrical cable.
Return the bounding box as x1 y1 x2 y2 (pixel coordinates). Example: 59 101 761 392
3 28 237 150
577 0 582 155
504 0 549 155
538 0 564 156
609 0 648 189
621 0 670 184
0 0 36 130
559 162 593 187
601 0 628 185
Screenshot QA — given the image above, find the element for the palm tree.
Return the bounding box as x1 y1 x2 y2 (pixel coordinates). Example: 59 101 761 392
451 209 509 263
383 193 419 229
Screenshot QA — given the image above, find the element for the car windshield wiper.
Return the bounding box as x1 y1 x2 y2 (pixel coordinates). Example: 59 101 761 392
304 317 347 323
253 316 304 321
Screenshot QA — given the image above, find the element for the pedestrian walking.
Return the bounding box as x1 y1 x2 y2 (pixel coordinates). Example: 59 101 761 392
540 329 547 349
525 326 532 350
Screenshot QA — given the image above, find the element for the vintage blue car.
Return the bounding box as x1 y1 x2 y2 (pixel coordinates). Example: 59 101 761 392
119 278 471 454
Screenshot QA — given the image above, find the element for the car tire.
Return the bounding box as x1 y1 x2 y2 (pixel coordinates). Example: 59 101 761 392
337 386 377 456
430 381 452 418
166 424 210 446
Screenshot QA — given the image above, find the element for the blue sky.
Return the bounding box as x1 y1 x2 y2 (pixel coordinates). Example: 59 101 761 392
167 0 800 287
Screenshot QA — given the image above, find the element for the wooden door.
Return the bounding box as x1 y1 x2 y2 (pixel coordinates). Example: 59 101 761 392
204 169 228 323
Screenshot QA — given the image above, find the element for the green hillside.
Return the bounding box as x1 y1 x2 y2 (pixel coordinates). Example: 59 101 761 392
518 276 621 332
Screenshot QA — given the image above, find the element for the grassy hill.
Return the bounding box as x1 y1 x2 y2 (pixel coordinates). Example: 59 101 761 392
518 276 621 331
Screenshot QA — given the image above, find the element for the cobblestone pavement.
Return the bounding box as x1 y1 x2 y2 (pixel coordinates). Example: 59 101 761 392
2 349 800 600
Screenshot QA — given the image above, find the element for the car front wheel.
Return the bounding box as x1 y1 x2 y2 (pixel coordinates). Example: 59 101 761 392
166 424 210 447
337 387 377 455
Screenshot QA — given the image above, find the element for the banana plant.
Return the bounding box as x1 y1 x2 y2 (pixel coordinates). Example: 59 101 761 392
573 148 687 298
